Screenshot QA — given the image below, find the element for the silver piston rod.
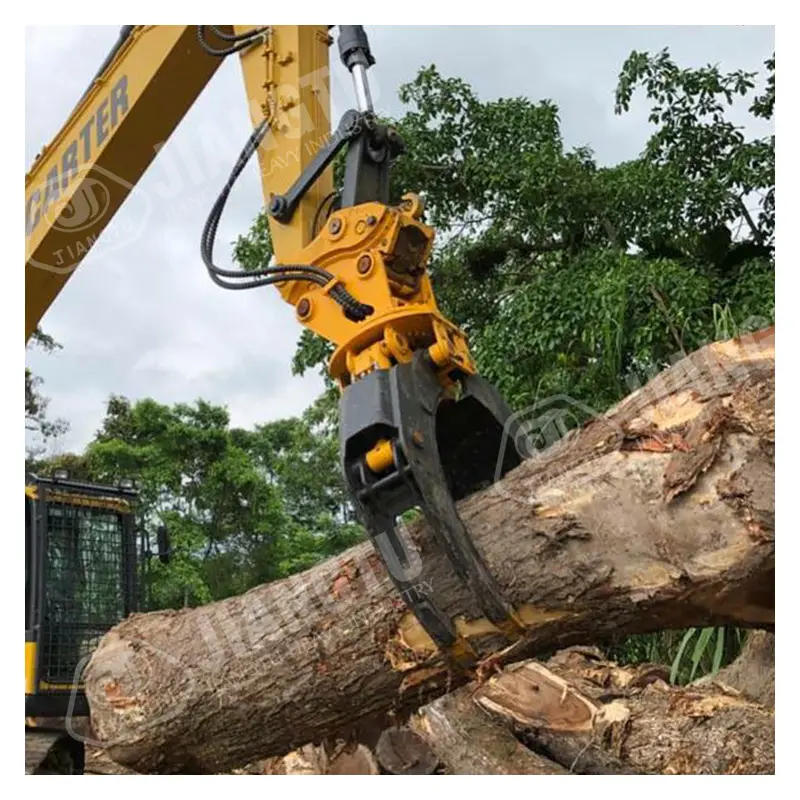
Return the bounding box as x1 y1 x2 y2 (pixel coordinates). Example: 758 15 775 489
351 62 374 113
338 25 375 112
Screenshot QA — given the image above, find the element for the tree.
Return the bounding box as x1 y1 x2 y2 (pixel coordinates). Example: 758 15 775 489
238 395 363 574
615 49 774 253
233 52 772 420
26 328 68 471
84 393 362 608
386 55 774 415
86 397 287 606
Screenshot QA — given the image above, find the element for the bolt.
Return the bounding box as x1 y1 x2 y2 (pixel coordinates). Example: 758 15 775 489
268 195 285 217
329 217 342 235
357 254 372 274
411 430 425 448
366 215 377 226
297 298 311 319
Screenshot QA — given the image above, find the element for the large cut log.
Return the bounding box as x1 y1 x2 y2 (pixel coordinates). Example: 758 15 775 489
410 687 567 774
473 647 774 774
84 329 775 773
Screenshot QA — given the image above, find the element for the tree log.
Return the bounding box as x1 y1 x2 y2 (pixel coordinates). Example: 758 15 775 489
375 727 438 774
694 631 774 707
474 647 774 774
410 688 567 774
84 329 775 773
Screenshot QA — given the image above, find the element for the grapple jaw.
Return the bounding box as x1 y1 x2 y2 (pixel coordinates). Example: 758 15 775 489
340 352 529 669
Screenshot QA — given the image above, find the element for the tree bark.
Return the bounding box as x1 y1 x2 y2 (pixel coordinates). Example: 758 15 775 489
410 687 567 774
375 727 438 774
694 631 774 707
473 647 774 774
84 328 775 774
244 742 381 775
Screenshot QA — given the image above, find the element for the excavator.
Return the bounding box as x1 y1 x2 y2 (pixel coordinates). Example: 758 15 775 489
25 25 530 774
24 472 141 773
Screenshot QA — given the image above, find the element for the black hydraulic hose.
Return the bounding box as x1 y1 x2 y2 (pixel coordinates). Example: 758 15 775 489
196 25 266 58
200 118 374 321
209 25 268 42
200 120 329 283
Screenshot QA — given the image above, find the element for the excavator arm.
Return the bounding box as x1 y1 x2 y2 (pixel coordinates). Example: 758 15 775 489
25 25 531 680
25 25 334 341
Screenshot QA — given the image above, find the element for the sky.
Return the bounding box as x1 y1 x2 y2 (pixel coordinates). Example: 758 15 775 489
25 25 774 455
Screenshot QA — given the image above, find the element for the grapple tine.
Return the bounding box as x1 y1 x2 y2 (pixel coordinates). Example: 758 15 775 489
340 351 529 670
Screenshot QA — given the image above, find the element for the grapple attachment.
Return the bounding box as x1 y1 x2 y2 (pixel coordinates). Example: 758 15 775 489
340 352 529 669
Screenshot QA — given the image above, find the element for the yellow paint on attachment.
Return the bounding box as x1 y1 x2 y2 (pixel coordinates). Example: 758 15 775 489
365 439 394 474
25 642 37 694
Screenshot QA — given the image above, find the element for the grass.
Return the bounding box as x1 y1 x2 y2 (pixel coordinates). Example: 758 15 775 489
607 626 747 685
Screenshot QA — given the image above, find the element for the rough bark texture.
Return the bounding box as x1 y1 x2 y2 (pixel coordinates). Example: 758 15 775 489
474 647 774 774
375 727 438 774
85 747 139 775
410 687 568 774
84 329 775 774
250 742 380 775
694 631 775 707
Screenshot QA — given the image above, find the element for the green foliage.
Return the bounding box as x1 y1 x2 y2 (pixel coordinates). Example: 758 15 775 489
615 49 774 246
78 394 362 609
26 328 69 469
232 209 273 271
